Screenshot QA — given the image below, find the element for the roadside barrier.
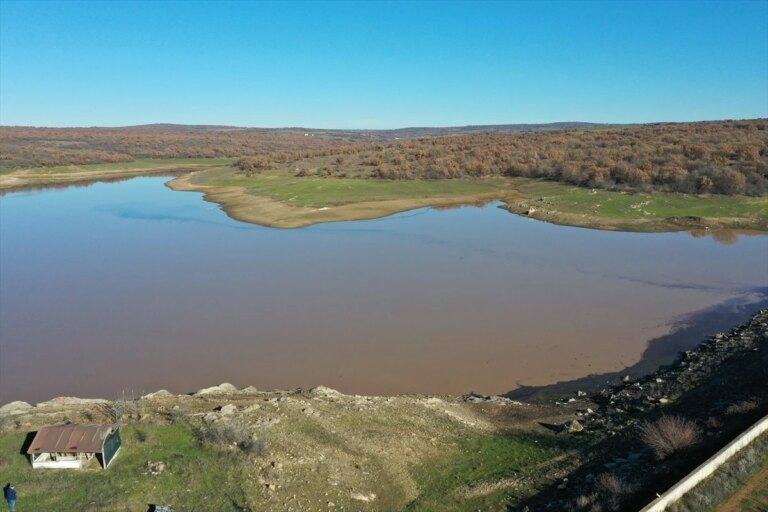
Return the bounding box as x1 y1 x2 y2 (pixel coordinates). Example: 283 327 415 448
640 413 768 511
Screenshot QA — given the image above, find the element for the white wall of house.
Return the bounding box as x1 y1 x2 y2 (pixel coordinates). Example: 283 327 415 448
30 452 86 469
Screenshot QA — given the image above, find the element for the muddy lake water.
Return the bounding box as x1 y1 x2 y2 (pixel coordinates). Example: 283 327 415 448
1 176 766 403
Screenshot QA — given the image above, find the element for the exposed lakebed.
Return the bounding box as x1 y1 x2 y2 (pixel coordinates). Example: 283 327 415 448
1 176 766 403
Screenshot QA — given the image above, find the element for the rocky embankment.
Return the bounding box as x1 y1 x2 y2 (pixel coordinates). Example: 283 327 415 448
509 308 768 511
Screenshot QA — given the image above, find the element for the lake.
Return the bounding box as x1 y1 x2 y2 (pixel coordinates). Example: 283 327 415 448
1 176 766 403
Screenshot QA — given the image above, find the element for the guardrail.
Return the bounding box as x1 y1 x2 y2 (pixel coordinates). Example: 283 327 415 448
640 413 768 512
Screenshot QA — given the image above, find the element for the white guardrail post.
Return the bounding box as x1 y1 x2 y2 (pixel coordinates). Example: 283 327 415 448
640 414 768 512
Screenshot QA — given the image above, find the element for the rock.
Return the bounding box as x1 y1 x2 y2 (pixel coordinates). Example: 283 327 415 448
142 390 173 399
622 375 632 383
0 401 33 415
145 460 166 475
36 397 108 407
659 397 671 405
351 492 377 502
195 383 239 395
219 404 238 415
576 390 587 397
561 419 584 433
309 386 344 398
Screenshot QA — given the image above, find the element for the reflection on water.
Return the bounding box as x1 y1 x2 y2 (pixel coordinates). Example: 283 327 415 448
1 177 767 403
687 229 766 245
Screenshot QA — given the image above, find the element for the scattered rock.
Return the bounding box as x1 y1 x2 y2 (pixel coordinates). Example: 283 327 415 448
195 383 239 395
219 404 238 415
351 492 377 502
309 386 344 398
0 401 33 415
145 460 166 475
142 390 173 399
561 419 584 433
36 397 108 407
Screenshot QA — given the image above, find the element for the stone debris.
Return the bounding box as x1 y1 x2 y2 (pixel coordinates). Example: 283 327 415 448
219 404 238 415
351 492 377 502
142 390 173 399
35 397 108 407
195 383 239 395
0 401 32 415
145 460 166 475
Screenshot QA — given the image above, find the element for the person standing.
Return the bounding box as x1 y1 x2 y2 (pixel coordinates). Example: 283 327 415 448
3 484 15 512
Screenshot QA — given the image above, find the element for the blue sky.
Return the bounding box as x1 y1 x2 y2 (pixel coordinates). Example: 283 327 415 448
1 0 766 128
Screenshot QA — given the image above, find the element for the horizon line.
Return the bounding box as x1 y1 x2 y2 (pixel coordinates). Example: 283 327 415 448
1 117 767 131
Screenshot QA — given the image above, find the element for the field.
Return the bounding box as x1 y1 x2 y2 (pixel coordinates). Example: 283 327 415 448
0 390 584 512
506 181 768 231
189 166 513 206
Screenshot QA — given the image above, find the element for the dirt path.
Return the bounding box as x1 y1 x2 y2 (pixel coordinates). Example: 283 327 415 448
715 462 768 512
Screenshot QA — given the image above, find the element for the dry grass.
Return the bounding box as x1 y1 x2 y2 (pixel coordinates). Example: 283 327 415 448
640 415 702 459
594 473 637 511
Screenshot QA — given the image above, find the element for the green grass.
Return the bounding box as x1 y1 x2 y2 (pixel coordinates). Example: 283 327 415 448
0 425 256 511
15 158 235 175
406 433 582 512
194 167 510 207
518 181 768 221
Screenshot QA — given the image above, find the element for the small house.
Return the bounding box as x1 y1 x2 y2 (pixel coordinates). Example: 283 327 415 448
27 424 121 469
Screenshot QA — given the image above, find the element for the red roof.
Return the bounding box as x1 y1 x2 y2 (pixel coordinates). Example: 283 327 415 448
27 424 114 454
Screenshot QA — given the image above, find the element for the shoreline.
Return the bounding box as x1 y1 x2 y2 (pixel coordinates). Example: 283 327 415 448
1 164 764 233
3 289 766 408
501 200 768 233
166 171 519 228
504 288 768 401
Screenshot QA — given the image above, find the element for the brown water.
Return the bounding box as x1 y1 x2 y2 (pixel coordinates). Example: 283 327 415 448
1 177 766 403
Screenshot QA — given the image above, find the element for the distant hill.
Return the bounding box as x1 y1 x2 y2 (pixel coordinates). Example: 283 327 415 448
108 122 629 139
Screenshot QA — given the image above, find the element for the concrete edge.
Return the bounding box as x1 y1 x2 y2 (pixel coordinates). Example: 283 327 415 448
640 413 768 511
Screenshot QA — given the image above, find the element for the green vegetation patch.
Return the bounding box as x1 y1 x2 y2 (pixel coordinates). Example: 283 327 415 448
406 433 583 512
0 424 256 511
518 181 768 221
194 167 511 208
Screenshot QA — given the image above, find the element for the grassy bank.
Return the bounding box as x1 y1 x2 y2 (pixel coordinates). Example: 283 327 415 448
168 167 520 228
0 389 587 512
171 167 767 230
505 181 768 232
0 424 251 511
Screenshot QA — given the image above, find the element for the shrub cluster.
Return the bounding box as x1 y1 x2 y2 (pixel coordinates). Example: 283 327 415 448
640 415 702 459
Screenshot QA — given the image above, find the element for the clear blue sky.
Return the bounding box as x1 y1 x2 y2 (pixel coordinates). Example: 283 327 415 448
1 0 766 128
